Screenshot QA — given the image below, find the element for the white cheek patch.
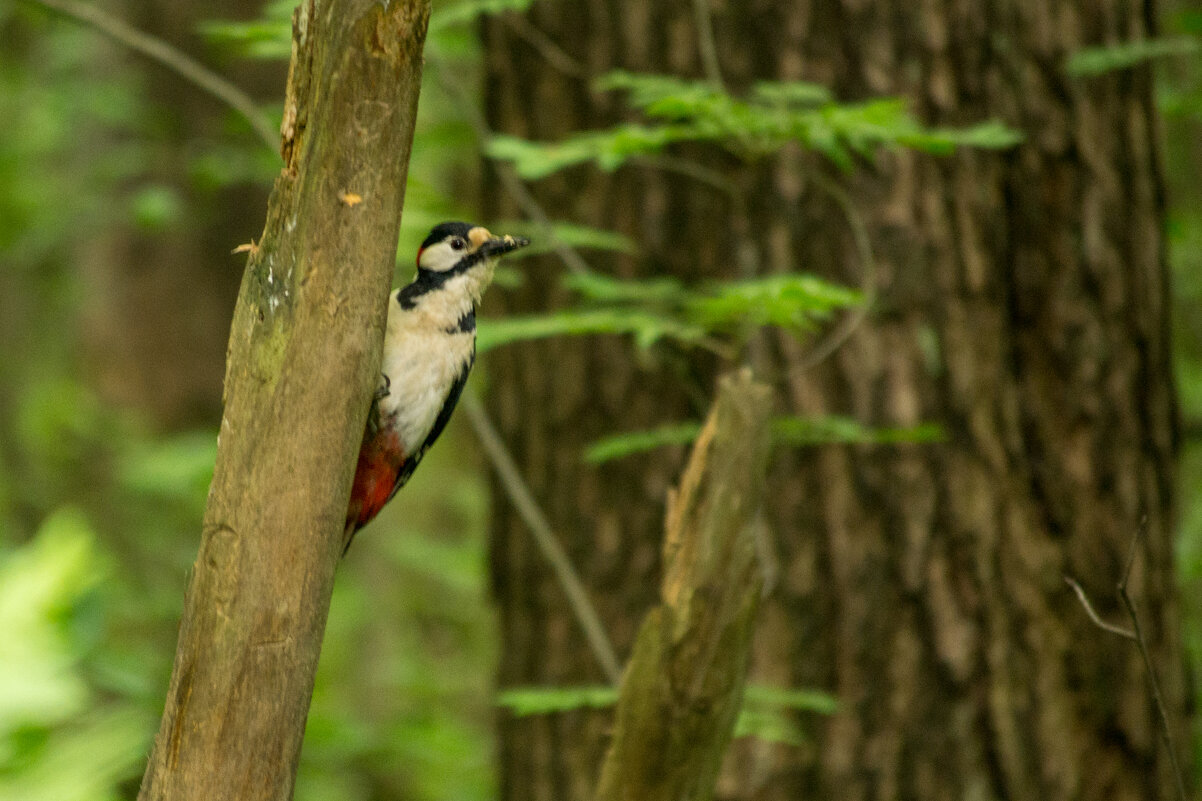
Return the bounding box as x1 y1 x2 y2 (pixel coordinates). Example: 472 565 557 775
419 241 458 272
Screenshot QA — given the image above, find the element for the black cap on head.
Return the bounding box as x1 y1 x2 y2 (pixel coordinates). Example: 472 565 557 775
420 221 475 251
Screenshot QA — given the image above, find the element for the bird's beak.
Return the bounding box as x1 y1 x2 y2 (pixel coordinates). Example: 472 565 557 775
478 233 531 258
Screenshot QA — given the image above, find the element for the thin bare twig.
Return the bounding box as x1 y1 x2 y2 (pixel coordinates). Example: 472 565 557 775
1115 525 1188 801
501 13 587 79
1063 576 1136 641
791 169 877 371
462 392 622 684
690 0 724 87
1066 522 1187 801
25 0 280 154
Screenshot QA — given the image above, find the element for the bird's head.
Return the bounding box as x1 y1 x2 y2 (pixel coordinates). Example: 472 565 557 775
415 222 530 297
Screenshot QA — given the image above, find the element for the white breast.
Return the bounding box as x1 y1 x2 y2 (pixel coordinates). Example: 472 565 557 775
378 289 475 454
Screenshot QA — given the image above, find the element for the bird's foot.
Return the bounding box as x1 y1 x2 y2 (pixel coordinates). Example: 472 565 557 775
374 373 391 401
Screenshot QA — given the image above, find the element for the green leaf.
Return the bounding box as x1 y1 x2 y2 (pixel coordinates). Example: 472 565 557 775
743 684 839 714
585 416 944 464
429 0 535 31
477 309 707 353
899 119 1026 153
486 134 599 179
0 509 104 733
771 416 945 446
733 707 808 746
497 686 619 716
1066 37 1200 77
686 275 863 332
595 71 722 112
484 270 864 355
0 707 150 801
547 222 638 254
197 0 294 59
498 684 836 746
492 75 1024 179
562 272 683 303
583 423 704 464
752 80 833 107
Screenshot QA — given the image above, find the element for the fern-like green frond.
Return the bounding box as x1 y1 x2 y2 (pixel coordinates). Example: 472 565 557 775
477 309 707 353
584 415 944 464
489 73 1024 179
1067 37 1200 77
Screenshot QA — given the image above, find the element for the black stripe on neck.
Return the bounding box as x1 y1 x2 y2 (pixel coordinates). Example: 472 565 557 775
446 308 476 335
397 251 488 309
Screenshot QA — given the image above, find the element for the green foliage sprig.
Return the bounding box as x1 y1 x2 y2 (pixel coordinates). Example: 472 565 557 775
497 683 838 746
1067 37 1200 77
583 416 944 464
0 513 150 801
488 71 1023 175
477 270 863 354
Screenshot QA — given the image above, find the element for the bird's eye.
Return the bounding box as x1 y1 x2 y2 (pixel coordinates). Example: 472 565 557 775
450 237 467 251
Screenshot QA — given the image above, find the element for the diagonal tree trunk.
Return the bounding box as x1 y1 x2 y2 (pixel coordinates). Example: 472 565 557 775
137 1 430 799
482 2 1189 800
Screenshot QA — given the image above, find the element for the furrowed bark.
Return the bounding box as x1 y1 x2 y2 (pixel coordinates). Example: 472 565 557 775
137 2 430 799
594 370 772 801
484 2 1188 799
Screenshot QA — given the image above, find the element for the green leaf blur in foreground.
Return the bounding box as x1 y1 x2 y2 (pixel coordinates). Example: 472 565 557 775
477 272 862 353
0 510 100 732
1067 37 1200 77
498 684 837 746
584 416 944 464
0 511 148 801
488 71 1023 176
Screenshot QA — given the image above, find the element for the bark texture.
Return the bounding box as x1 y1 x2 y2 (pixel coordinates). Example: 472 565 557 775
137 1 430 799
483 2 1188 800
595 371 770 801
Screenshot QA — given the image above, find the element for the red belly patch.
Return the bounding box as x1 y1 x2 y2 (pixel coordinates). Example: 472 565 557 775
346 427 408 534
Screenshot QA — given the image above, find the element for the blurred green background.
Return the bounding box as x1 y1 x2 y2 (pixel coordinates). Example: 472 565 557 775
0 1 1200 799
0 1 500 798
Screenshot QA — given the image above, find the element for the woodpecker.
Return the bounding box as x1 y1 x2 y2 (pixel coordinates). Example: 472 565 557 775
344 221 529 550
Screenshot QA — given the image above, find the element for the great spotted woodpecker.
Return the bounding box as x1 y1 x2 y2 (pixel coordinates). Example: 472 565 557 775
343 221 529 549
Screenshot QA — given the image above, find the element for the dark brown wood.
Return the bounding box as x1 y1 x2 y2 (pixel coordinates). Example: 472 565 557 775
137 1 430 799
482 1 1189 800
595 371 771 801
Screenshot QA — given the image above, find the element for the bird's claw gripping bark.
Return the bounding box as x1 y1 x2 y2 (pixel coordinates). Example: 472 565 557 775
374 373 391 401
365 374 391 436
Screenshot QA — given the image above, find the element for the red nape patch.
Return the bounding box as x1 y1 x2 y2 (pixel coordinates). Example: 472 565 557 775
345 428 407 533
415 246 425 269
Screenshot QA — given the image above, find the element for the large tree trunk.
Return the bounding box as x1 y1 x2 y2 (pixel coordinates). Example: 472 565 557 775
483 2 1188 800
137 1 429 798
